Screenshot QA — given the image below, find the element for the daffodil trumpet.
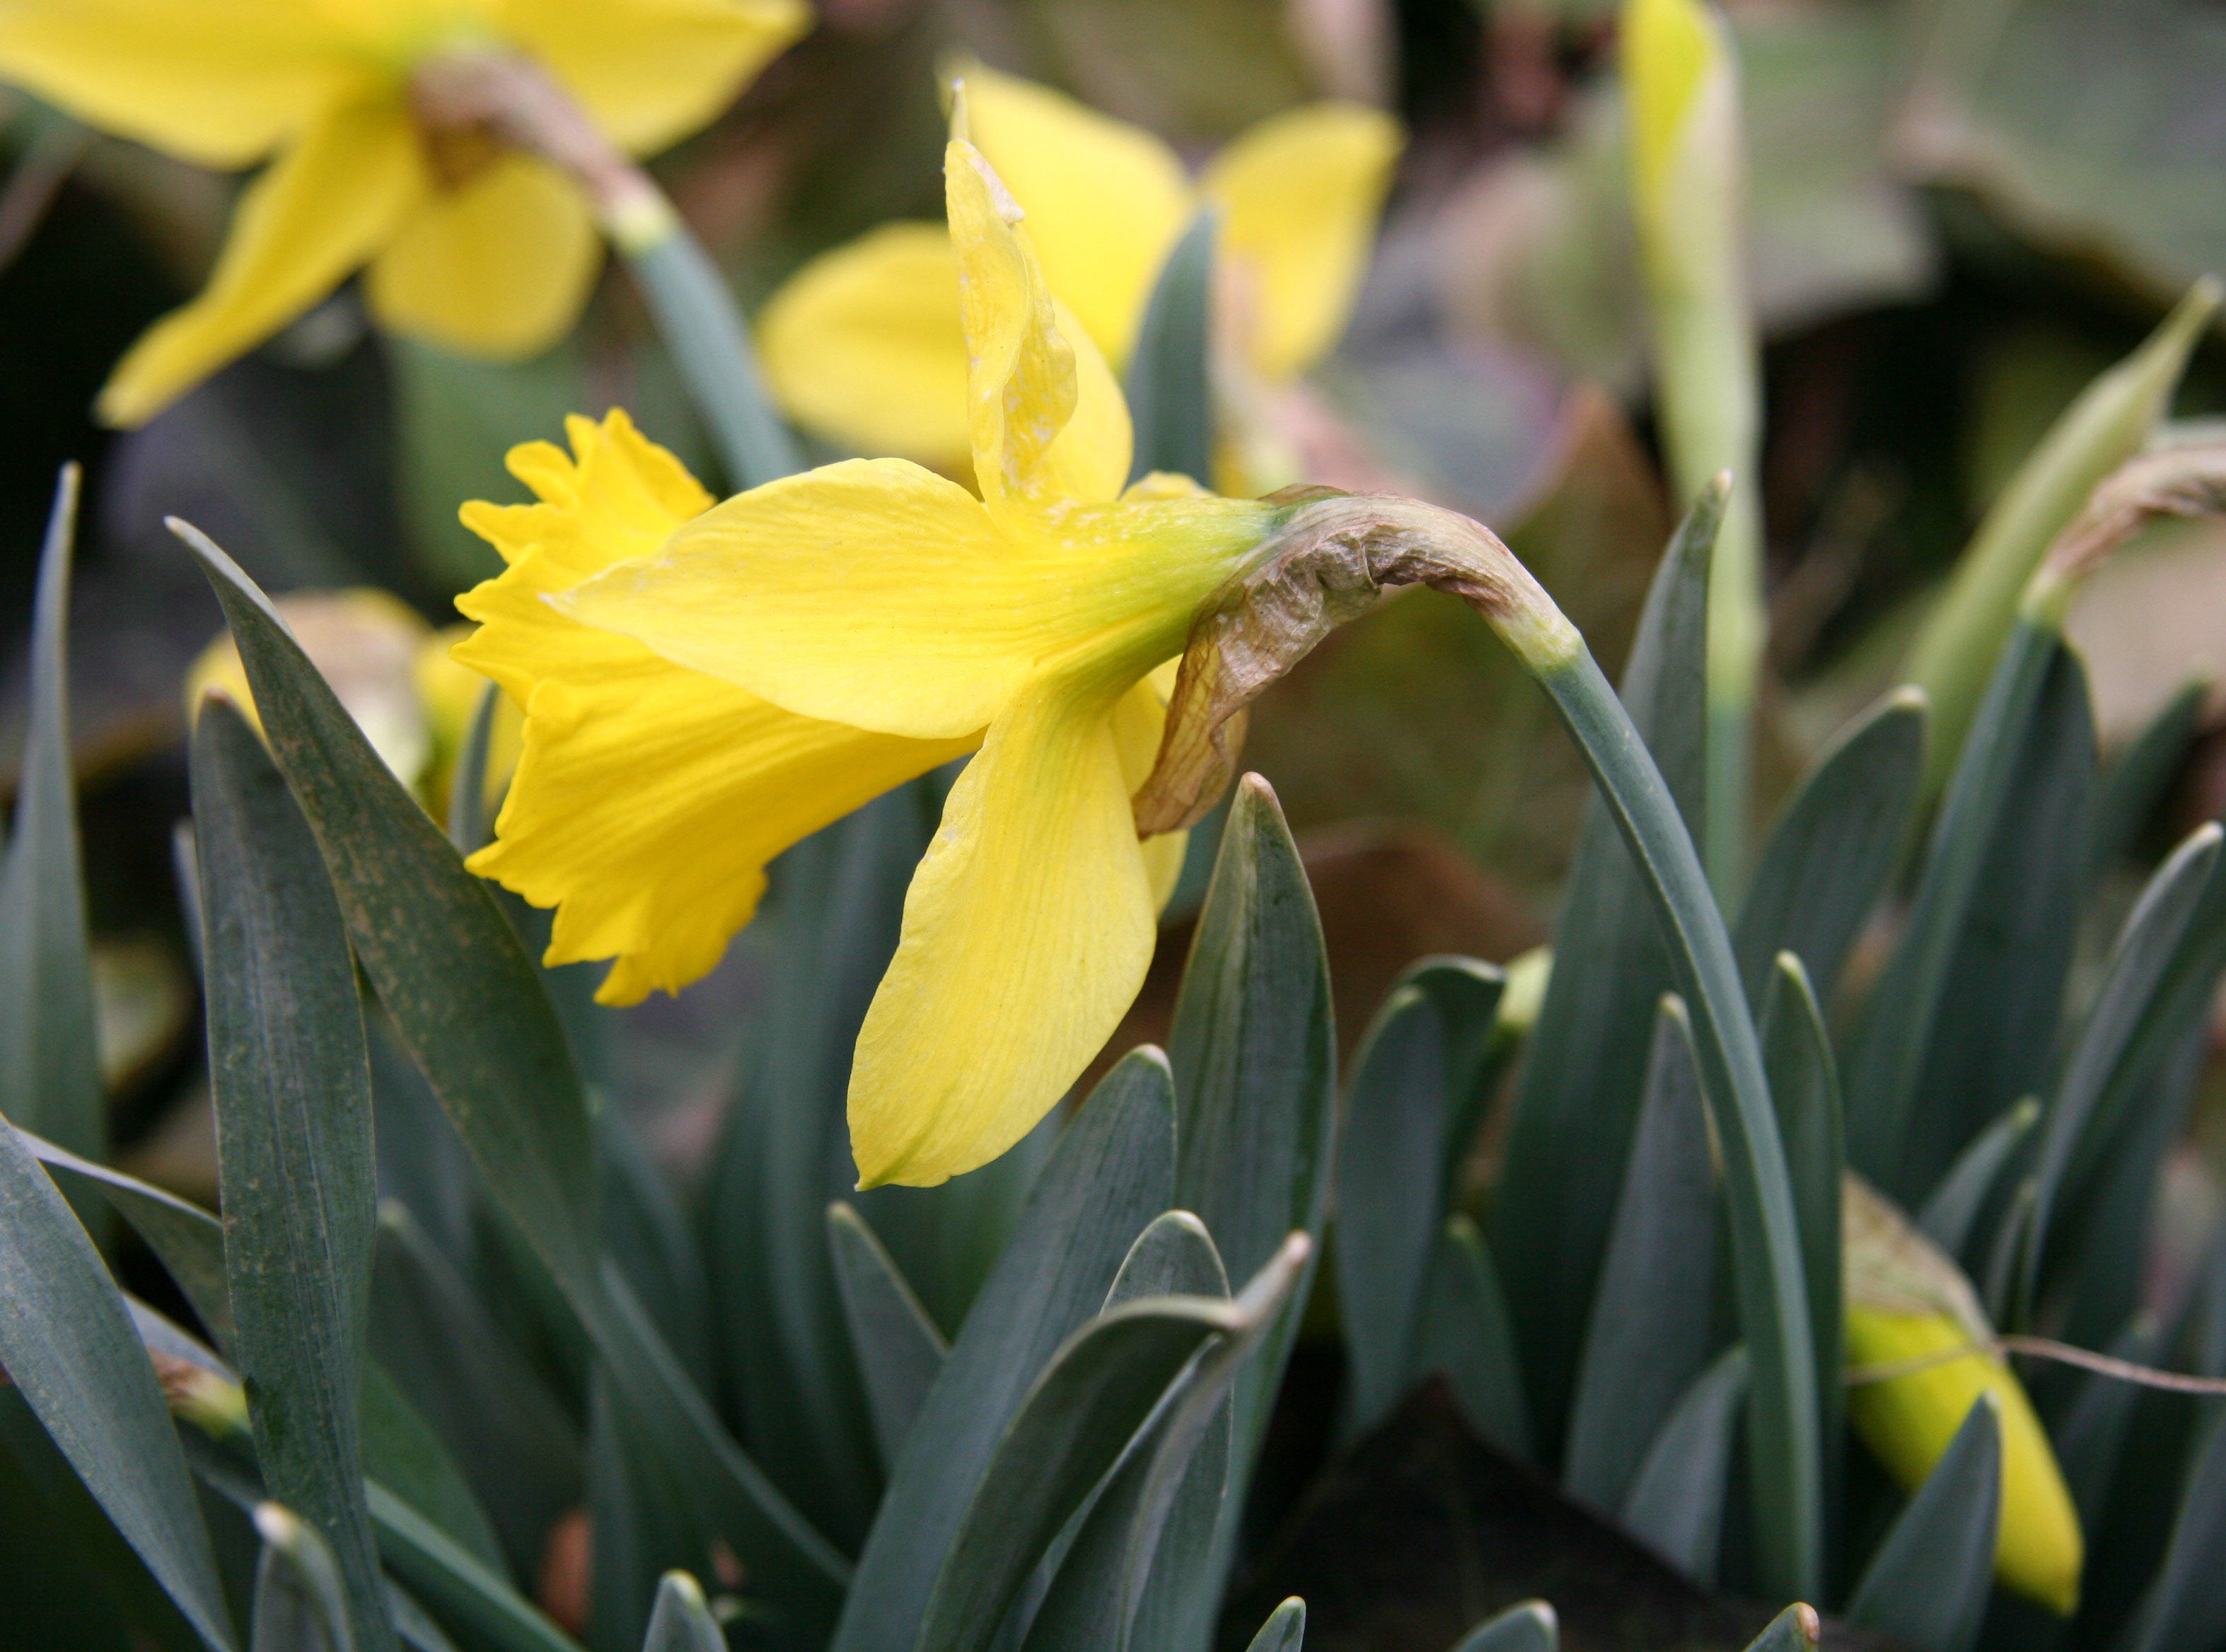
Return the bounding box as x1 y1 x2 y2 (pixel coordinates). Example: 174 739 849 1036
468 146 1815 1588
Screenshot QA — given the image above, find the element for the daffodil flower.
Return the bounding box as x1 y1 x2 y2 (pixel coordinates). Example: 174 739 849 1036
1842 1174 2082 1615
758 64 1399 490
0 0 805 426
458 136 1297 1186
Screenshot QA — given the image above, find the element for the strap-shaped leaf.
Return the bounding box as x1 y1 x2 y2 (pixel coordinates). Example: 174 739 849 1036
0 1117 236 1649
444 680 502 856
828 1201 949 1470
639 1571 724 1652
250 1504 356 1652
1449 1600 1557 1652
1125 207 1217 486
1620 1344 1747 1587
593 1107 711 1390
366 1487 583 1652
585 1367 705 1652
1844 1397 2001 1652
371 1202 581 1582
1492 482 1715 1458
1733 688 1923 1007
2121 1401 2226 1652
1396 955 1509 1198
193 702 392 1652
830 1049 1176 1652
1736 1605 1819 1652
1021 1214 1231 1652
920 1236 1309 1652
1846 624 2094 1204
0 466 104 1165
1337 987 1454 1435
1413 1216 1532 1462
705 786 933 1546
1564 998 1718 1513
1244 1598 1305 1652
2017 822 2225 1324
1915 1098 2039 1267
2090 676 2208 877
176 524 847 1615
1758 954 1844 1531
1166 776 1337 1641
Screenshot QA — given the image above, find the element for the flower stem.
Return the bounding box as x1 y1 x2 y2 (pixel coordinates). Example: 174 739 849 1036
413 50 804 491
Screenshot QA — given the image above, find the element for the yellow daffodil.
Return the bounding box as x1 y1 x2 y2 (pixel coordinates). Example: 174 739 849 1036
758 64 1399 489
457 138 1305 1186
0 0 806 426
1842 1175 2082 1615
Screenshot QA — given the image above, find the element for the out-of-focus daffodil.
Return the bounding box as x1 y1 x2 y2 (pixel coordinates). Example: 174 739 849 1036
758 64 1399 491
1842 1174 2083 1615
189 591 516 814
0 0 806 426
458 138 1310 1187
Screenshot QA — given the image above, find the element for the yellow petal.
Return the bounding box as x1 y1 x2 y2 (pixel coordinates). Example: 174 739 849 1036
756 221 972 465
492 0 808 156
1201 103 1401 382
0 1 350 168
472 641 968 1006
366 153 598 359
945 139 1132 523
1118 661 1188 909
1845 1308 2083 1615
1621 0 1722 214
964 63 1190 368
557 463 1273 742
98 92 423 426
454 407 715 704
849 666 1157 1186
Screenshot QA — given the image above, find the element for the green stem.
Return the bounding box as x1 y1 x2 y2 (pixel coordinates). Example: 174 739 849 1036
1537 644 1822 1602
610 194 806 491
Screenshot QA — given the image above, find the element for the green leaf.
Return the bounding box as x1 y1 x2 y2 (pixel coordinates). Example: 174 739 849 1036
1735 1604 1819 1652
250 1504 357 1652
830 1049 1176 1652
2090 676 2208 877
1843 1397 2000 1652
827 1201 948 1472
620 219 803 492
920 1237 1309 1652
366 1485 584 1652
25 1127 502 1576
1019 1214 1231 1652
586 1366 705 1652
2123 1400 2226 1652
703 787 931 1547
593 1107 710 1391
1901 282 2217 793
1564 998 1719 1514
2015 821 2223 1322
1244 1598 1305 1652
1846 622 2093 1204
1448 1600 1557 1652
0 465 104 1166
22 1127 235 1349
1124 207 1217 487
1757 954 1843 1533
1492 482 1715 1458
371 1201 581 1584
639 1572 722 1652
1413 1216 1532 1462
1337 987 1453 1435
193 700 392 1652
1620 1344 1746 1588
1732 688 1923 1007
1915 1098 2039 1267
0 1114 236 1649
445 681 501 856
1165 774 1337 1641
176 525 847 1617
1396 955 1509 1197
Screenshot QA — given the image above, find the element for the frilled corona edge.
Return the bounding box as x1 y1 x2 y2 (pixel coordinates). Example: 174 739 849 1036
1132 489 1579 834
